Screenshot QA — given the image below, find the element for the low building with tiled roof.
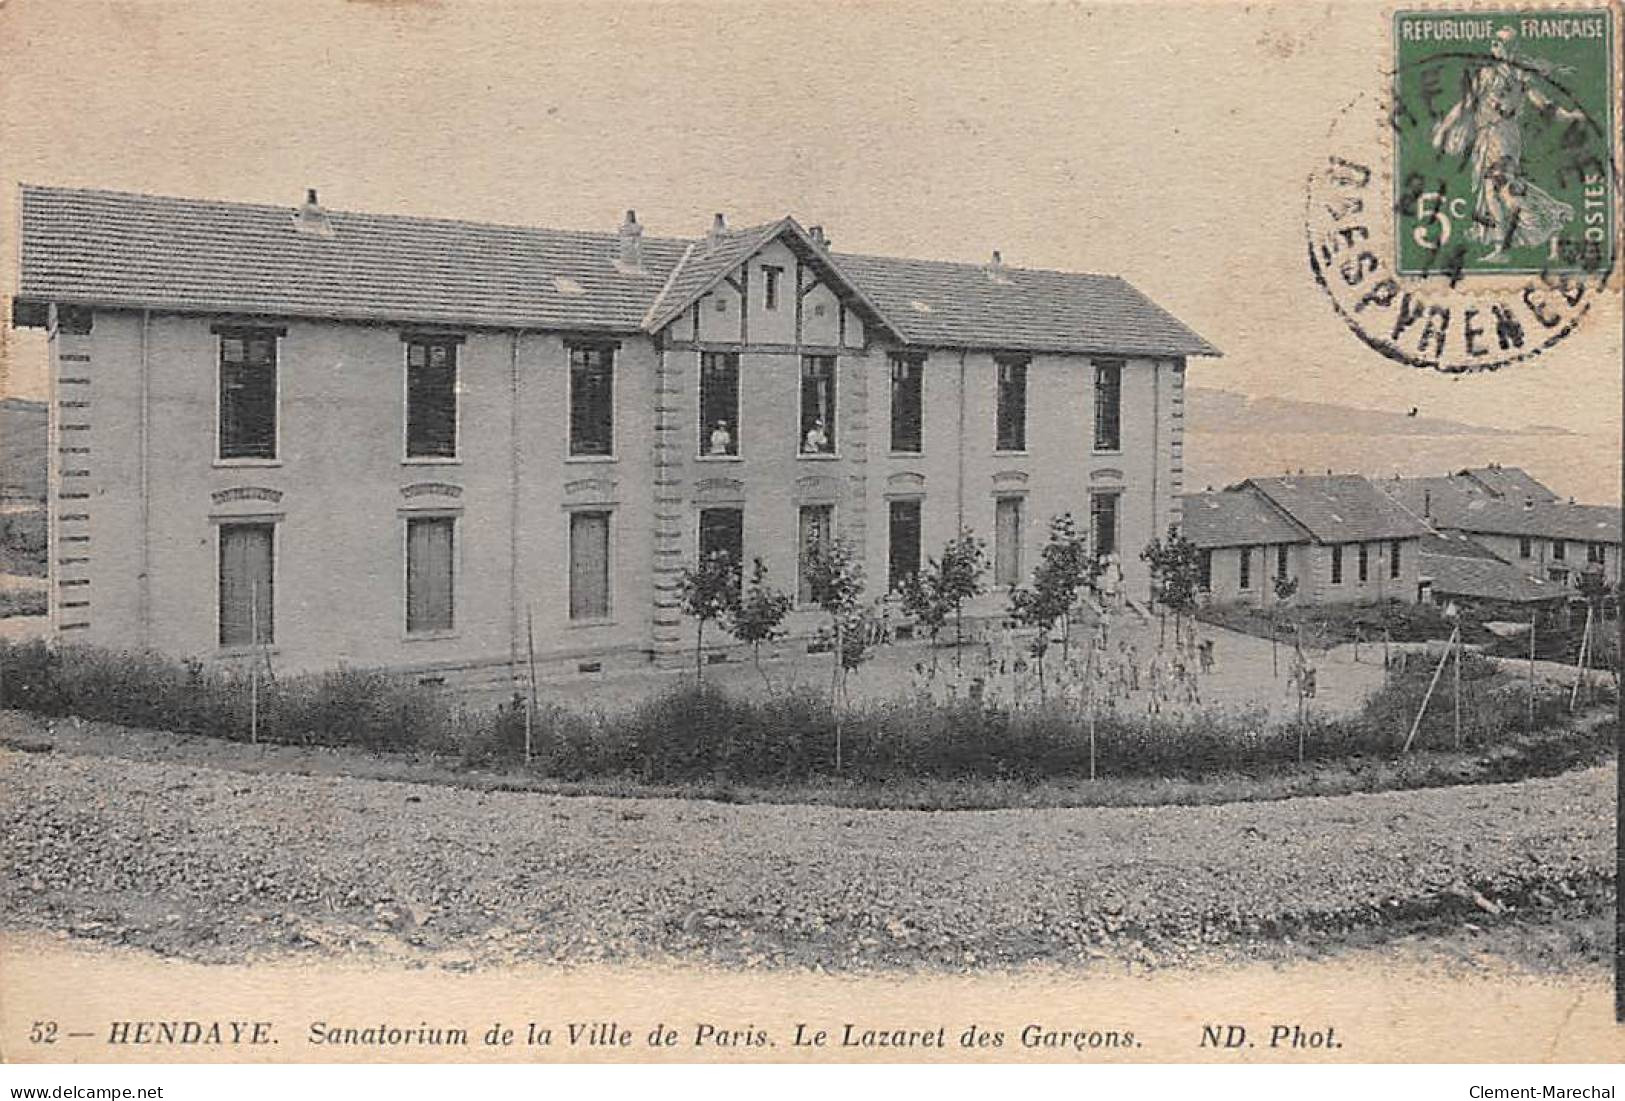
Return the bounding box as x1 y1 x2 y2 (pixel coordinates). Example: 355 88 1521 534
1380 468 1620 589
12 184 1217 678
1181 473 1427 607
1418 530 1576 613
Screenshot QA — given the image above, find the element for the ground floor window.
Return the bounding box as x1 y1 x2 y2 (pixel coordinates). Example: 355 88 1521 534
219 522 274 647
1239 546 1252 590
1519 536 1532 559
699 507 744 593
1390 539 1401 579
406 515 456 634
1089 491 1119 560
1331 545 1343 584
1588 542 1607 566
1198 548 1213 591
994 496 1024 587
1277 544 1289 583
569 510 612 620
1357 543 1370 583
798 504 834 604
888 498 922 592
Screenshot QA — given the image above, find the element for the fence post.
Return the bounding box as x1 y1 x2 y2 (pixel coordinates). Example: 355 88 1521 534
525 605 538 767
1527 612 1536 731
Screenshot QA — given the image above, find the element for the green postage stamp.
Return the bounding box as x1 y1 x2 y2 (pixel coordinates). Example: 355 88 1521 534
1393 9 1616 277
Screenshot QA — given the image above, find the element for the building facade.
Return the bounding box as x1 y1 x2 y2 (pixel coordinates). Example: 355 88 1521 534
13 185 1217 679
1182 474 1428 607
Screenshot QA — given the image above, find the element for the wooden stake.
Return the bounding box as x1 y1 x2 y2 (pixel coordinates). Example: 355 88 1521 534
1526 612 1536 732
249 587 260 746
1452 625 1461 748
1570 604 1593 712
1403 625 1457 754
525 605 538 767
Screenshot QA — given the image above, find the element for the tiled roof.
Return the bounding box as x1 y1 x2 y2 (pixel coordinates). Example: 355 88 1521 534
1422 553 1575 604
833 251 1219 357
1448 498 1622 543
1245 474 1431 544
1458 465 1560 503
1418 530 1502 561
1180 488 1308 548
16 185 1219 357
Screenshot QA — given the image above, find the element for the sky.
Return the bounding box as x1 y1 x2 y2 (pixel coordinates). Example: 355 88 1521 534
0 0 1619 448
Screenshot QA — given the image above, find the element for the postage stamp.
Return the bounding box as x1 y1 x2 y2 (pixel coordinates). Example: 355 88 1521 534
1307 6 1618 373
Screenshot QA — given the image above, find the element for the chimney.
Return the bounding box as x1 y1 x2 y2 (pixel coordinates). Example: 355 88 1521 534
616 209 644 274
707 212 727 249
985 249 1012 284
292 187 334 238
809 225 827 248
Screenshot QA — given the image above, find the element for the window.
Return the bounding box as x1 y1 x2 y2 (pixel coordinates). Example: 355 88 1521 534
888 499 922 592
1277 544 1290 582
1552 539 1566 560
798 504 834 604
699 507 744 593
1518 536 1532 559
406 516 455 634
994 497 1024 587
1093 359 1123 452
1090 491 1119 559
1331 544 1343 584
1198 549 1213 592
762 265 782 311
405 337 458 459
218 330 278 460
700 352 740 457
890 355 924 453
995 356 1028 452
1587 542 1607 565
569 511 612 620
800 356 837 453
1239 546 1252 590
1358 543 1370 583
219 522 274 647
1390 540 1401 579
568 343 614 457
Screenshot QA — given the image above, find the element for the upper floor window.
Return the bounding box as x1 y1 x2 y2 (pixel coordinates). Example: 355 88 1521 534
762 265 783 311
890 354 923 453
569 342 614 457
995 356 1028 452
800 355 837 454
700 352 740 457
218 329 279 460
1093 359 1122 452
405 337 459 459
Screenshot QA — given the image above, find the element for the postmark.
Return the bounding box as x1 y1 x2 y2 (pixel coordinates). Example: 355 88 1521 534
1307 6 1618 372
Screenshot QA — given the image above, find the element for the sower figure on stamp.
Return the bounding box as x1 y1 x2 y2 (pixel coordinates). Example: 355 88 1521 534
1429 26 1586 262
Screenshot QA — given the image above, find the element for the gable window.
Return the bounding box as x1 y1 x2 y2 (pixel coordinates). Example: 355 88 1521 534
699 507 744 595
1358 543 1370 583
568 343 614 457
995 356 1028 452
800 356 837 454
405 337 458 459
1090 490 1119 559
798 504 834 604
700 352 740 457
218 329 278 461
1518 536 1532 559
569 510 612 620
762 265 782 311
1331 544 1343 584
219 522 274 647
1239 546 1253 590
994 496 1024 587
1390 539 1401 579
1277 544 1290 582
890 354 924 453
1198 549 1213 592
888 498 922 592
405 515 455 634
1093 359 1123 452
1552 539 1566 560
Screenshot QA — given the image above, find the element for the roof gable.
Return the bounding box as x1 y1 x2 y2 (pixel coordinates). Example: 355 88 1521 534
1180 487 1309 548
1244 474 1431 543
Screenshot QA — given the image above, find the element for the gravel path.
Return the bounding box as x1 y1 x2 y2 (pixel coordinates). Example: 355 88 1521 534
1 747 1612 972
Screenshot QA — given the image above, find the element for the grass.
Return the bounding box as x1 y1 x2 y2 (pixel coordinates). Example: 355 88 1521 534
0 588 46 618
0 639 1613 809
1196 598 1489 647
0 508 47 579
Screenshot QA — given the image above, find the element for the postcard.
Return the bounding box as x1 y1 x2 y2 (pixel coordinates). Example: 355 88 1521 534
0 0 1619 1069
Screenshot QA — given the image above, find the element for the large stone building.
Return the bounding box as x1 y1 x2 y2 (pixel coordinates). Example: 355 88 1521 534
12 185 1216 680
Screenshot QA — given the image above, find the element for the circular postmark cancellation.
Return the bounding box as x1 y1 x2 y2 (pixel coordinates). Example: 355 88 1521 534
1308 8 1618 373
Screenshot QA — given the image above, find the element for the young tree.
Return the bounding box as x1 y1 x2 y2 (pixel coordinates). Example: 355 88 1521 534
1009 513 1099 700
803 537 868 771
936 529 989 666
677 550 740 684
1271 573 1300 678
1141 526 1203 651
728 557 795 688
898 569 950 676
